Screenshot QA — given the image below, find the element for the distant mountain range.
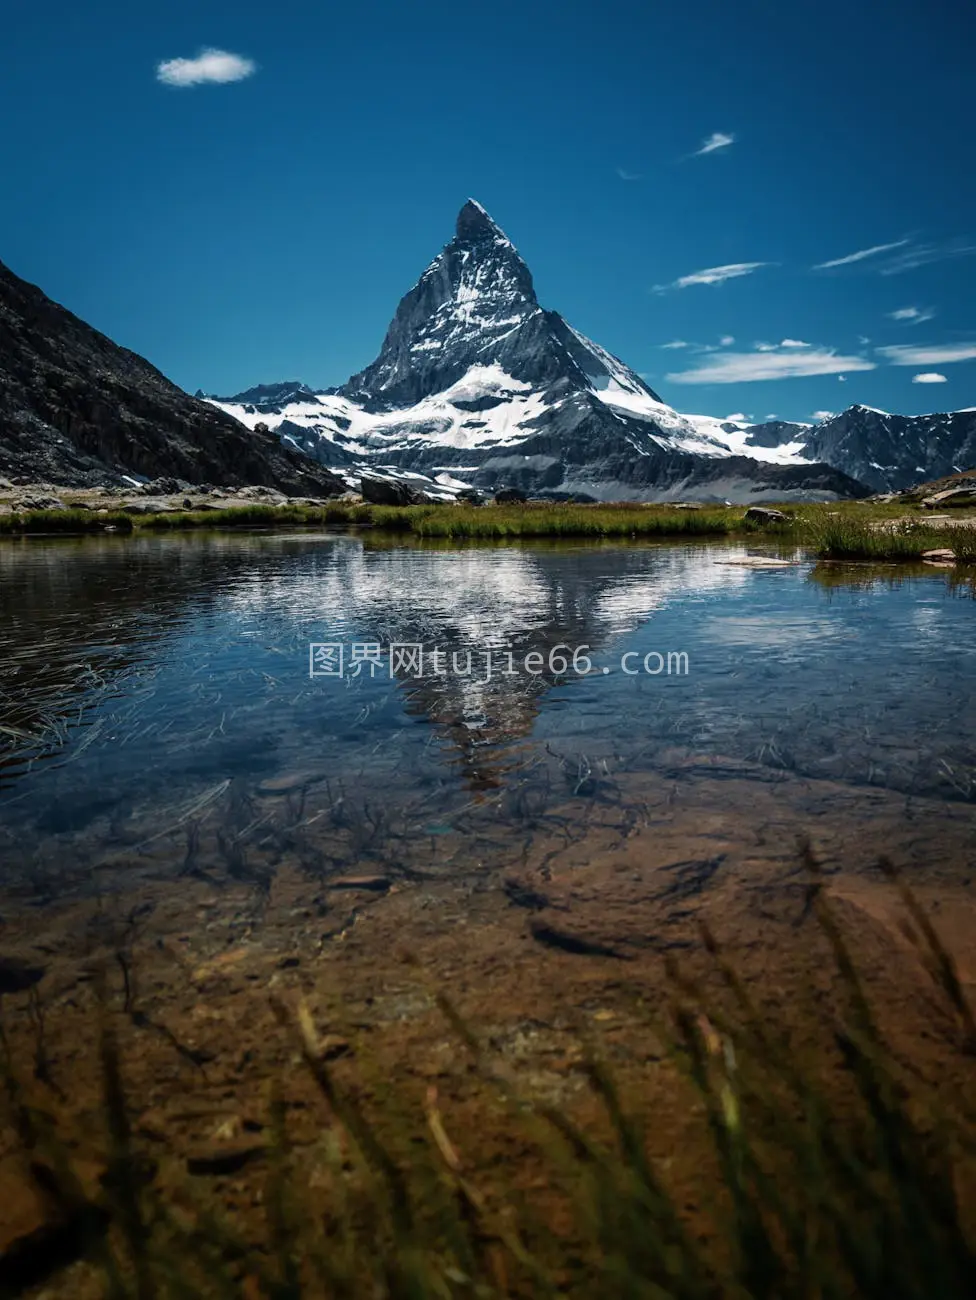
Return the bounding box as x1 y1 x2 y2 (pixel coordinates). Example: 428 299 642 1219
0 258 342 493
208 200 976 502
779 405 976 493
2 201 973 499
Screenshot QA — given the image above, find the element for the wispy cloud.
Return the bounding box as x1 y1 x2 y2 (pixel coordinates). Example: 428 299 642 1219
656 262 769 292
724 412 750 422
813 238 909 270
616 167 642 181
880 240 976 275
755 339 810 352
694 131 735 156
156 49 256 87
812 411 836 421
720 335 735 346
780 338 810 348
666 343 874 385
888 306 935 324
660 340 689 349
912 372 947 384
878 342 976 366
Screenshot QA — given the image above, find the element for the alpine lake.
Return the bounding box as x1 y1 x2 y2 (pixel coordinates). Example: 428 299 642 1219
0 524 974 1287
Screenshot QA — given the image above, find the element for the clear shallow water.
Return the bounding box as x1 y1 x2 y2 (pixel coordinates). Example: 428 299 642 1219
0 531 973 890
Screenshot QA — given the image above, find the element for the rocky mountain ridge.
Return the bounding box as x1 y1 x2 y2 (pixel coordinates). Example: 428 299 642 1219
0 258 343 493
775 405 976 493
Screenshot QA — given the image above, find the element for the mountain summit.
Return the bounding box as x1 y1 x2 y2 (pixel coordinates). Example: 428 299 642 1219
455 197 505 240
337 200 669 428
212 201 871 502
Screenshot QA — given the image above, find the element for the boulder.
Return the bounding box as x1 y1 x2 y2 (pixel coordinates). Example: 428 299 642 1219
185 1144 267 1178
119 502 179 515
921 487 976 509
0 954 46 995
236 484 286 501
456 488 485 506
360 475 424 507
744 506 787 525
493 487 528 504
138 477 192 496
12 495 64 511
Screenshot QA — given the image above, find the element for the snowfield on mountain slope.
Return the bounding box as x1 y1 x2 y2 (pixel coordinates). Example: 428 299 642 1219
208 369 814 469
210 365 555 454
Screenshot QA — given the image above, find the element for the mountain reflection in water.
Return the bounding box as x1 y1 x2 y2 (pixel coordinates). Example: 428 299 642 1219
0 532 973 891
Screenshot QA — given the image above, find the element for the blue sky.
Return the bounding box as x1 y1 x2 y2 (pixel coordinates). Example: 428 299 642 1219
1 0 973 422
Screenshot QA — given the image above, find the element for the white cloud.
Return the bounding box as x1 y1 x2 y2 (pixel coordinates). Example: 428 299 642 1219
694 131 735 156
657 262 769 291
157 49 256 87
724 412 750 422
838 375 847 382
813 239 909 270
720 335 735 346
764 413 778 420
858 335 871 345
780 338 810 348
888 306 935 324
660 340 689 349
666 344 875 385
616 167 642 181
880 240 976 276
912 372 947 384
812 411 836 421
878 342 976 366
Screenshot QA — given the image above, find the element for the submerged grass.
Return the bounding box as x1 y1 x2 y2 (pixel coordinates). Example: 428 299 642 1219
1 858 974 1297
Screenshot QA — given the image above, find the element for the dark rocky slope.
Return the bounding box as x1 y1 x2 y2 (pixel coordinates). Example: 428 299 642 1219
0 258 342 492
800 406 976 493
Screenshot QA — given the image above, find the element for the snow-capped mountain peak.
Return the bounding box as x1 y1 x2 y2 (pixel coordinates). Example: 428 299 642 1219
337 199 541 411
455 197 513 244
208 201 872 503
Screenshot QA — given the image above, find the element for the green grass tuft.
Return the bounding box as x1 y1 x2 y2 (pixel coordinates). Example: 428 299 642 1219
804 510 976 562
0 508 136 535
411 503 740 540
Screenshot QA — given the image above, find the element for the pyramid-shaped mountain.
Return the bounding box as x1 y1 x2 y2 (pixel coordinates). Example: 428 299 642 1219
338 200 668 416
213 201 867 502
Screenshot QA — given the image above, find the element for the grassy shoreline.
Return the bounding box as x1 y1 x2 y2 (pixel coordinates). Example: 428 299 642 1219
1 499 975 561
